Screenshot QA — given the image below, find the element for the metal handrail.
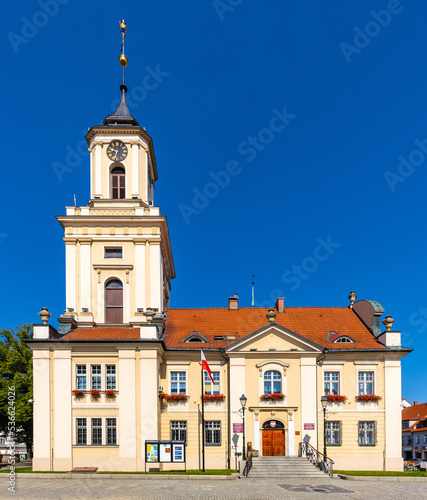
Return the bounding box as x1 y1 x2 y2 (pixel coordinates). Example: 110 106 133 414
299 441 334 477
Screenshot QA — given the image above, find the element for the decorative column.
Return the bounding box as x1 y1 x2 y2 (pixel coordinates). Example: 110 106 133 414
32 350 51 471
65 239 77 313
149 240 162 311
229 357 246 458
384 359 404 470
300 356 318 448
288 411 295 456
79 239 92 313
53 350 72 470
252 411 260 453
134 239 146 313
131 141 139 197
118 350 137 469
92 142 103 198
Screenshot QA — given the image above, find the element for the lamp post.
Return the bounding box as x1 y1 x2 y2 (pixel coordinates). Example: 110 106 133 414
320 396 328 462
240 394 247 460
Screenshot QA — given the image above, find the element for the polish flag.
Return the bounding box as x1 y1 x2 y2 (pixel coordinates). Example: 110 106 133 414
201 350 214 384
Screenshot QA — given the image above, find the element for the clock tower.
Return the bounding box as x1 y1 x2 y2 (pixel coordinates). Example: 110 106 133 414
56 21 175 328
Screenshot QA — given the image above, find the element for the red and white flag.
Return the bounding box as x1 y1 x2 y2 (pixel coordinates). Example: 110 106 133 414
201 350 214 384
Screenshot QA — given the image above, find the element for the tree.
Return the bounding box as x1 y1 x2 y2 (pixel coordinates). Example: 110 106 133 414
0 325 33 457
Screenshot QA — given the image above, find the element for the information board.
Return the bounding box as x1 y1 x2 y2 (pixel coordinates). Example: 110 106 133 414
233 423 243 433
159 443 172 462
304 423 315 430
146 443 159 462
172 443 185 463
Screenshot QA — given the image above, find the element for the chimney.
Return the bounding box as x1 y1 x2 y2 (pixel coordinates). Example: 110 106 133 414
414 401 418 406
276 297 285 313
228 293 239 310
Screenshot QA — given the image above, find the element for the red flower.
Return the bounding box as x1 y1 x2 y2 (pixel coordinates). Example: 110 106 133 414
72 389 84 396
326 394 348 403
202 393 226 402
260 393 285 401
159 392 189 401
356 394 382 402
90 389 100 397
105 390 116 397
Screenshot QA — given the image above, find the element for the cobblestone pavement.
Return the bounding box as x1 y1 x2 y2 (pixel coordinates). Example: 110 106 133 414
2 477 427 499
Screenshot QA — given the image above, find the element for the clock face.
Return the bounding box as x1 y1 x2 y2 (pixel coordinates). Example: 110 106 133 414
107 140 128 162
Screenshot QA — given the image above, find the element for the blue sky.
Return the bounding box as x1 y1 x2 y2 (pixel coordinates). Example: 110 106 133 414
2 1 426 403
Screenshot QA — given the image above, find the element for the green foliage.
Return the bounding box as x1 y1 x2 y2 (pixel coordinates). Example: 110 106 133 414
0 325 33 446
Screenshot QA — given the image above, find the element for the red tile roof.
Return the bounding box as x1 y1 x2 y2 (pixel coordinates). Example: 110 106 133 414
163 307 385 350
402 402 427 422
60 307 385 350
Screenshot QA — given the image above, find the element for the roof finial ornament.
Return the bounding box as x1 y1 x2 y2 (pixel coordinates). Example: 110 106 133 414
348 290 357 308
118 19 128 91
251 274 255 308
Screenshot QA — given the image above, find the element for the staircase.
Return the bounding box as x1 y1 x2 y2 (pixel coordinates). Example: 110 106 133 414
246 456 329 479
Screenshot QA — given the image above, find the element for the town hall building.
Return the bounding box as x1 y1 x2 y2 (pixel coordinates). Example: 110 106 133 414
28 22 411 473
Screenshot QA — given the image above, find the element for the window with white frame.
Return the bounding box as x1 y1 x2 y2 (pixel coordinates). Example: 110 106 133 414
358 372 374 395
76 418 87 445
170 421 187 443
205 421 221 446
171 372 186 395
91 418 102 445
264 370 281 394
76 365 87 390
106 418 117 445
324 372 339 395
358 421 376 446
415 435 421 444
106 365 116 390
325 421 341 446
91 365 102 390
424 435 427 444
204 371 220 395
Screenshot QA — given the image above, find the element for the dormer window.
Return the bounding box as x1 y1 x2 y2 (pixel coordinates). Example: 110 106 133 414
333 336 354 343
182 331 210 344
111 166 125 199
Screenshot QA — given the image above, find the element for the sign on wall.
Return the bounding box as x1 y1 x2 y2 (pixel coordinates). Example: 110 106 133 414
304 423 315 430
233 423 244 433
145 441 186 464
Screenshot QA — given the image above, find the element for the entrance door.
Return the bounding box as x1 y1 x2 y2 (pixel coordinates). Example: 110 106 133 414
262 429 285 456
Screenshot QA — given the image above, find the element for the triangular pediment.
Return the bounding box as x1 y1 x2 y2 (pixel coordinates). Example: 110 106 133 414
226 323 323 353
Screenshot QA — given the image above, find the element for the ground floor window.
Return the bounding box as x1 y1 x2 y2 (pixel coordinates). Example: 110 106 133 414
91 418 102 445
325 421 341 446
106 418 117 445
205 421 221 446
76 418 87 445
170 421 187 443
358 421 376 446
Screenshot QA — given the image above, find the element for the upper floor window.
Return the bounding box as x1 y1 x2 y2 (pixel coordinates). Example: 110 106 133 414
204 371 220 395
171 372 186 395
105 279 123 324
76 365 87 390
324 372 339 395
111 166 125 199
358 372 374 395
106 365 116 390
415 435 421 444
91 365 101 390
424 435 427 444
264 370 281 394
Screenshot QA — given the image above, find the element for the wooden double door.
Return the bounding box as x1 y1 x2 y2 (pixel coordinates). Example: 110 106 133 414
262 429 285 456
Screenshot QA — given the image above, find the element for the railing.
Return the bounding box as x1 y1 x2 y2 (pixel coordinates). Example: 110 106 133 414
299 441 334 477
242 442 253 477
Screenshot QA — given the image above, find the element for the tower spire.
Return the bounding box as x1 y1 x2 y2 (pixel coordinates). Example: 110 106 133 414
103 19 139 127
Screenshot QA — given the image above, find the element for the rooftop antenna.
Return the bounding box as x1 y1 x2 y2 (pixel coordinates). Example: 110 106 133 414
251 274 255 308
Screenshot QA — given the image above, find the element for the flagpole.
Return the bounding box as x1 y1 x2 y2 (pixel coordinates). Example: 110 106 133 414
201 352 205 472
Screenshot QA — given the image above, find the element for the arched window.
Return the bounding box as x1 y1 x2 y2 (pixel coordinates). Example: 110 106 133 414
110 167 125 199
334 336 354 343
105 279 123 323
264 370 281 394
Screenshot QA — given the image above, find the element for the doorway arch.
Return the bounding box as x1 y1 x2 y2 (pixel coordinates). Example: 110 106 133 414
262 419 285 456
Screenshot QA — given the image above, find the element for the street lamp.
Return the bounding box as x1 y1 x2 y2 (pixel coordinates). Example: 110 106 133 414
320 396 328 462
240 394 247 460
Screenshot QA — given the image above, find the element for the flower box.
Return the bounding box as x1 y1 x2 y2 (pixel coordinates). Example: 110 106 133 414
202 393 226 403
90 389 101 397
159 392 189 402
260 393 285 401
356 394 382 402
326 394 348 403
72 389 84 397
104 390 116 397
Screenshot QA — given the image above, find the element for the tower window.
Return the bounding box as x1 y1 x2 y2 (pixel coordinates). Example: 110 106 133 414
111 167 125 199
105 247 123 259
105 278 123 323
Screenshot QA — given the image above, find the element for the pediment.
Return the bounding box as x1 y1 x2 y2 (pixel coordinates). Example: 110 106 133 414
226 323 322 353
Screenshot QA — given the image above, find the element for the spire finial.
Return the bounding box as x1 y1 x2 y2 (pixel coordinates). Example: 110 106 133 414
251 274 255 308
118 19 128 91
